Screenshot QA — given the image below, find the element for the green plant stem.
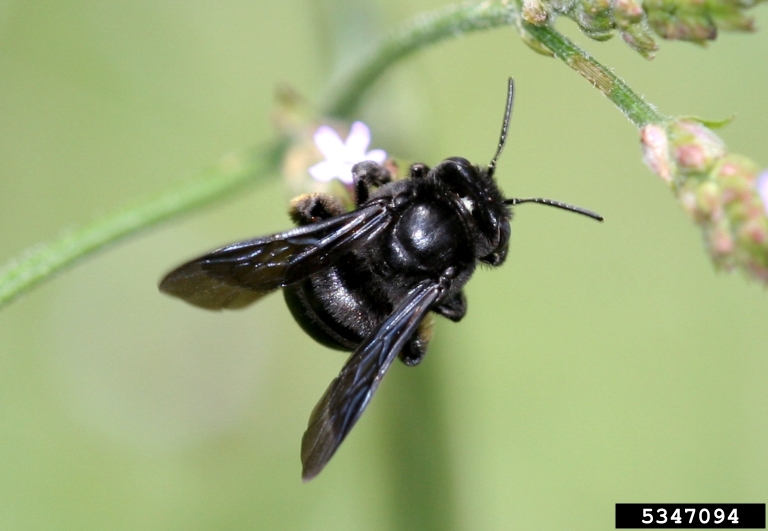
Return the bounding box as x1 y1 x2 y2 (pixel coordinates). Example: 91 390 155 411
0 140 287 308
323 0 519 118
522 23 666 126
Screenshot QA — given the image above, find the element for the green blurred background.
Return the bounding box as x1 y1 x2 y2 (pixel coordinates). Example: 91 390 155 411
1 1 767 529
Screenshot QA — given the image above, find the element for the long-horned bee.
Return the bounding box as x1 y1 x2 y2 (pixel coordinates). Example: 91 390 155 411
159 79 603 481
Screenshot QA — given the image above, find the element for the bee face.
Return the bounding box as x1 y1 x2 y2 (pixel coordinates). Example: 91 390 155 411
428 158 511 259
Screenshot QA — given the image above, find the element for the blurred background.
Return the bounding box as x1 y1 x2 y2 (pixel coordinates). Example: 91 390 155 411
1 1 766 529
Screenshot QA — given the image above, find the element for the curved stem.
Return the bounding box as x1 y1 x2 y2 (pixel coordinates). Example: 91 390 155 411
522 23 666 126
323 0 519 118
0 140 287 308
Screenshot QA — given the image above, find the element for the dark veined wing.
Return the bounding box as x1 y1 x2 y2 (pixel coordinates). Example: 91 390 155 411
301 280 445 481
159 200 390 310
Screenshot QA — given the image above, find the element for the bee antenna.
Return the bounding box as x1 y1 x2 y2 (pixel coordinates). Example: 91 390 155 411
487 77 515 180
504 197 604 222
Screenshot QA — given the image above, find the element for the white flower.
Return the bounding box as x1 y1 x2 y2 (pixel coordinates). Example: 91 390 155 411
308 121 386 184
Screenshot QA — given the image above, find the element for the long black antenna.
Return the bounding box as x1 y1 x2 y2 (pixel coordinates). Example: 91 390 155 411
487 77 515 180
504 197 604 222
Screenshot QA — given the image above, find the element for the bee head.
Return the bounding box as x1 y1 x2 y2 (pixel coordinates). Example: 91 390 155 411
429 157 512 265
427 79 601 266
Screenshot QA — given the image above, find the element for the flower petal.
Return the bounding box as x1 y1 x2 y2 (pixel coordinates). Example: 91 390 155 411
314 126 345 160
345 121 371 158
336 164 355 184
364 149 387 164
309 160 354 184
308 160 339 182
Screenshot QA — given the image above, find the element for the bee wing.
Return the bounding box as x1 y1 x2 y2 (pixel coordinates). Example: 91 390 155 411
159 201 390 310
301 280 445 481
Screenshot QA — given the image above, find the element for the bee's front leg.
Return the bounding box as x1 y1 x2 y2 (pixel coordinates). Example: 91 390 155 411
351 161 392 206
288 193 346 226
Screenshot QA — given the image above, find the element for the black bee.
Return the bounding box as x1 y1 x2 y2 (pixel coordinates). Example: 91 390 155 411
159 79 602 481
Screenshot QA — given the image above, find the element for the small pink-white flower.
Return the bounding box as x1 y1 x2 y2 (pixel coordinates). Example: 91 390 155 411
309 121 386 184
757 170 768 216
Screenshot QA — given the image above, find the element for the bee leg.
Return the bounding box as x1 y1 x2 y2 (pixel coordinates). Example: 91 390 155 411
351 161 392 206
432 290 467 322
398 314 434 367
289 193 346 226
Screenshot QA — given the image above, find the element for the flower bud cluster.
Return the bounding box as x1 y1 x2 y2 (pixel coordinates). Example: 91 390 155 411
524 0 763 58
645 0 757 43
641 120 768 283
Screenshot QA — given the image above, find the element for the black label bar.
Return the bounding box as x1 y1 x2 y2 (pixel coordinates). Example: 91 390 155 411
615 504 765 528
